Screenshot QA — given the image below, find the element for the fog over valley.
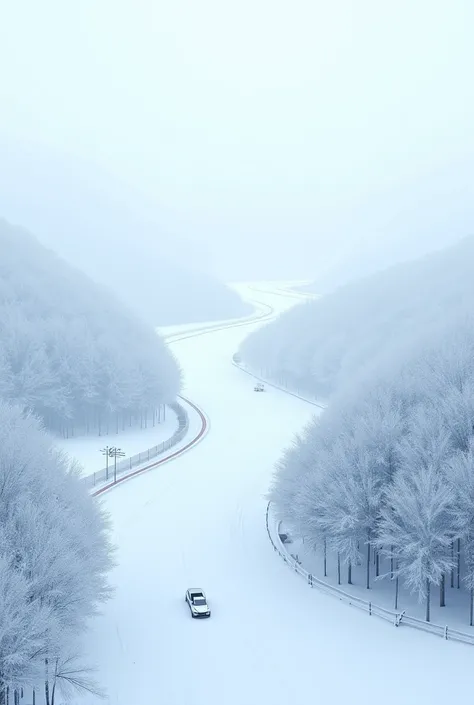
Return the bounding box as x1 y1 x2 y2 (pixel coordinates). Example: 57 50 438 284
0 2 473 703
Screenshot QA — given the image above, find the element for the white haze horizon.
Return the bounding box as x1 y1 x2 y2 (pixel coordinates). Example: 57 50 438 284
0 0 473 283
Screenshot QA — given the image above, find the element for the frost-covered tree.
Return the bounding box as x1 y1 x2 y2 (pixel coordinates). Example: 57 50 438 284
0 402 114 696
379 466 455 621
448 442 474 624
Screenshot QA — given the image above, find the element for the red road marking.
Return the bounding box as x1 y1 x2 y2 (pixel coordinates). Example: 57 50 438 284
91 395 208 498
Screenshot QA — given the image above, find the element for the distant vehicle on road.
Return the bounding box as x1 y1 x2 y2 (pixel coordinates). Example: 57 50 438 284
185 588 211 618
254 382 265 392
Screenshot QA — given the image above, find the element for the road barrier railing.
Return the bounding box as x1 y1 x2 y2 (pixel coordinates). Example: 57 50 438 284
265 501 474 646
81 401 189 490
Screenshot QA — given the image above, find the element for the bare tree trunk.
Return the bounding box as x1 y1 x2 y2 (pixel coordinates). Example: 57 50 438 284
348 561 352 585
375 550 380 577
440 573 445 607
390 545 394 580
45 658 50 705
394 560 399 610
470 587 474 627
425 580 431 622
451 541 455 587
337 552 341 585
366 529 371 589
457 538 461 588
323 537 327 577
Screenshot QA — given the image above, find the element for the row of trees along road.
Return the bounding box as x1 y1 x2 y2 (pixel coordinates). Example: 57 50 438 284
265 237 474 625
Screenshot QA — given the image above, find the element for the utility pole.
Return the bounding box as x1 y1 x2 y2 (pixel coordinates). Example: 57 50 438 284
109 447 126 483
100 446 113 480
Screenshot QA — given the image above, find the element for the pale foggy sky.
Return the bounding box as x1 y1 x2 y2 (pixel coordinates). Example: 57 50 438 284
0 0 473 280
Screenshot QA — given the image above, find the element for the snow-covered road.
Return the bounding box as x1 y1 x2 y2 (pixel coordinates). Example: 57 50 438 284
81 283 474 705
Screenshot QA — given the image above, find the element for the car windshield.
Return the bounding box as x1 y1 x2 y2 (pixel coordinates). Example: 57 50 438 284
193 597 206 606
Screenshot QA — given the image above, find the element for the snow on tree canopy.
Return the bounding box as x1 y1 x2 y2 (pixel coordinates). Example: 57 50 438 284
0 218 181 435
239 236 474 401
0 401 114 696
268 237 474 624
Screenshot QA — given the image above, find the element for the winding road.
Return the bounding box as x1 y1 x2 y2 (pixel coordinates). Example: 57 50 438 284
80 282 474 705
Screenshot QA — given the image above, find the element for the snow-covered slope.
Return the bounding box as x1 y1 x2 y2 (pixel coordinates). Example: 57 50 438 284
77 283 474 705
0 139 251 325
239 237 474 400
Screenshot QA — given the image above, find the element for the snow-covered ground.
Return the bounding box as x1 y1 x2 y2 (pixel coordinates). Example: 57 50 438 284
55 407 178 478
78 282 474 705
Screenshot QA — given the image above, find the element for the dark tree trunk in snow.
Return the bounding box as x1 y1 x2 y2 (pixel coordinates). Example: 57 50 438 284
425 580 431 622
390 545 394 580
394 561 399 610
323 537 327 577
375 550 380 577
457 538 461 588
348 561 352 585
440 573 445 607
366 529 371 589
451 541 455 587
337 552 341 585
45 658 50 705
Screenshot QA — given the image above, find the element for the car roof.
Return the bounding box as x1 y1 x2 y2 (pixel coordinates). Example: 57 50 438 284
188 588 204 593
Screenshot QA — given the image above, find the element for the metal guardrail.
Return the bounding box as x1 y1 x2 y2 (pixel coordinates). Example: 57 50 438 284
233 362 326 409
81 401 189 490
265 502 474 646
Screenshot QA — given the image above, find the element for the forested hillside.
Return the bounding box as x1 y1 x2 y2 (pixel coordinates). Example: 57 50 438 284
264 237 474 622
239 236 474 400
0 219 181 436
0 402 114 701
0 139 251 325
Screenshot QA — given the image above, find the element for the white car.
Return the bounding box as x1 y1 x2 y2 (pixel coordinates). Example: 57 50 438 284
254 382 265 392
185 588 211 618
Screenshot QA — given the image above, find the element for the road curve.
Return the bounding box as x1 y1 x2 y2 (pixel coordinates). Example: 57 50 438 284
91 285 278 498
91 395 209 498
